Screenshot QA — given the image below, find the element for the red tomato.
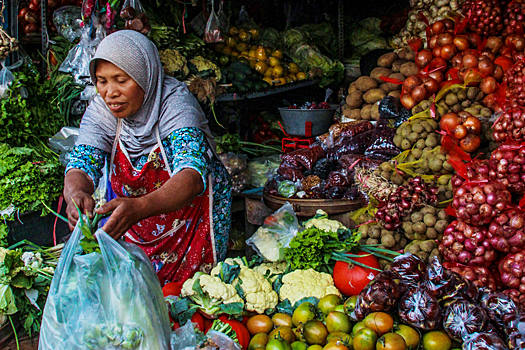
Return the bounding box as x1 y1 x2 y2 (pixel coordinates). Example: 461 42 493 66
191 312 205 332
333 252 381 296
204 317 214 333
242 316 250 326
162 282 184 297
264 215 278 226
219 315 250 350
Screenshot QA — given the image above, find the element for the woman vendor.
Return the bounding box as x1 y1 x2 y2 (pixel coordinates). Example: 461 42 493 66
63 30 232 285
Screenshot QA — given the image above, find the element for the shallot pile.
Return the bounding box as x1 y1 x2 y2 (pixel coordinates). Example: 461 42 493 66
452 181 511 224
493 107 525 143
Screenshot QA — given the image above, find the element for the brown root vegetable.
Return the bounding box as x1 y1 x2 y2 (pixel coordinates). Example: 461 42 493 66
130 18 144 31
370 67 393 83
355 76 378 92
346 90 364 108
361 104 372 120
400 62 419 77
392 59 408 72
377 52 398 68
386 73 405 91
363 89 386 104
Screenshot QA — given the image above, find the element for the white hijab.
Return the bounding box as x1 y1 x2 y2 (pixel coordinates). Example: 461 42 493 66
76 30 215 158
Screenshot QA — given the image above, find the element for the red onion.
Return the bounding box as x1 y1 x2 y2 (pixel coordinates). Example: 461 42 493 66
499 250 525 291
443 262 497 290
451 159 491 192
488 145 525 193
503 1 525 37
489 210 525 253
493 107 525 144
440 220 497 266
452 181 512 224
504 59 525 108
502 288 525 308
462 0 507 36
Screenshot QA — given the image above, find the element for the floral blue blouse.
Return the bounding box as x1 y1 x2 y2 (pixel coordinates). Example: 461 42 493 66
66 127 232 260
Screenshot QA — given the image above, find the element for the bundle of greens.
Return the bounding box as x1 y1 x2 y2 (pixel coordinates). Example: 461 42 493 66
0 144 64 247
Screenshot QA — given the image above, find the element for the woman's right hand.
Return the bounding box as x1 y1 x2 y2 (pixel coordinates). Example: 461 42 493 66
66 192 95 231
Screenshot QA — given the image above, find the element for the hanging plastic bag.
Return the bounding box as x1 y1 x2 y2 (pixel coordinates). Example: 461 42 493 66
0 61 15 99
38 224 171 350
59 21 105 85
53 6 83 42
120 0 150 34
204 0 224 43
246 202 299 262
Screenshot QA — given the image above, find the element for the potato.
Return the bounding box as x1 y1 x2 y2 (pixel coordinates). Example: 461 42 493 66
392 59 408 72
363 89 386 104
370 67 393 83
348 108 362 120
377 52 398 68
386 73 405 91
405 50 416 61
379 83 391 93
346 90 364 108
348 82 358 95
388 90 401 99
355 76 378 92
397 48 408 59
342 104 354 118
361 104 373 120
400 62 418 77
371 103 380 121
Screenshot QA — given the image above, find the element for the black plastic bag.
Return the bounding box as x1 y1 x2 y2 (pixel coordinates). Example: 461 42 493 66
305 158 337 180
281 146 325 170
378 96 404 119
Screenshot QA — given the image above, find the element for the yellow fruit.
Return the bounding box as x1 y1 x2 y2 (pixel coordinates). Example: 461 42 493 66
236 42 249 52
264 67 274 77
263 77 274 86
255 61 269 74
274 78 286 86
288 74 296 81
288 62 300 74
221 45 233 55
249 58 256 69
296 71 307 80
225 36 237 47
256 46 268 61
239 31 251 42
271 49 283 59
268 56 281 67
229 27 239 36
272 65 285 78
249 50 257 58
249 28 260 41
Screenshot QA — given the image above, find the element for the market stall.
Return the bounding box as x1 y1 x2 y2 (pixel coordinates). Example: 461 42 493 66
2 0 525 348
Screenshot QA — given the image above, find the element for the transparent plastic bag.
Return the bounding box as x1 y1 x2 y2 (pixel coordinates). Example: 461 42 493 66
248 155 281 188
204 0 224 43
219 152 248 176
121 0 150 33
171 321 197 350
0 62 15 99
480 290 518 332
389 253 427 286
462 333 509 350
39 224 171 350
443 300 489 341
48 126 80 166
59 22 105 85
246 202 299 262
207 330 242 350
53 6 83 42
398 285 442 330
231 169 250 194
504 311 525 349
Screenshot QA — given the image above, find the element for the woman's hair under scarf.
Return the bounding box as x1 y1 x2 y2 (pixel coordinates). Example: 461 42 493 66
76 30 215 159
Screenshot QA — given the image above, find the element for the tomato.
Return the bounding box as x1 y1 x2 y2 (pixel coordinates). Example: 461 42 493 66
162 282 183 297
323 342 350 350
303 320 328 346
376 333 407 350
247 314 273 335
293 302 318 327
203 317 214 333
343 296 357 316
325 311 352 334
270 326 296 344
264 215 278 226
267 338 293 350
326 332 352 344
353 327 378 350
191 312 204 332
333 252 380 296
308 346 323 350
352 321 366 337
394 325 420 350
171 320 180 330
291 341 308 350
318 294 342 316
363 312 394 336
248 333 270 350
422 331 451 350
219 315 250 350
273 313 293 328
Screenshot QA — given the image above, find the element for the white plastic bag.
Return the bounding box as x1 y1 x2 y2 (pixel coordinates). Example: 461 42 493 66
246 202 299 262
0 61 15 99
53 6 83 42
204 0 224 43
39 224 171 350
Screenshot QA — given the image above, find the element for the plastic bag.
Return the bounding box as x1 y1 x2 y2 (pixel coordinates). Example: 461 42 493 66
338 121 374 139
301 175 322 191
278 180 300 198
480 290 518 332
171 321 197 350
219 152 248 176
281 145 326 170
398 285 442 330
207 330 243 350
231 170 250 194
277 164 304 182
48 126 80 166
505 312 525 349
248 155 281 188
304 158 337 180
0 62 15 100
246 202 299 262
204 0 224 43
39 225 171 350
330 130 375 160
353 270 404 320
53 6 83 42
325 169 352 189
462 333 510 350
443 263 497 291
443 300 489 341
379 96 404 119
424 256 467 298
389 253 427 286
60 22 105 85
326 186 347 199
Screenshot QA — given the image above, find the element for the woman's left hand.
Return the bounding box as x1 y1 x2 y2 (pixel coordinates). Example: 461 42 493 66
95 197 148 240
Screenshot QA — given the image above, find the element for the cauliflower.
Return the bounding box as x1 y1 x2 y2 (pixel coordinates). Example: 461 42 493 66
181 272 244 317
279 269 341 305
233 267 279 314
189 56 222 81
159 49 189 79
247 227 284 262
252 262 287 282
304 210 346 233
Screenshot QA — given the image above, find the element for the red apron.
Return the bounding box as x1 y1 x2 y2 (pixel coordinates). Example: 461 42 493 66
109 119 216 285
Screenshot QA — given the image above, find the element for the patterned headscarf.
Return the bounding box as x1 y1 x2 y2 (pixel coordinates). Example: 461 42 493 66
76 30 215 158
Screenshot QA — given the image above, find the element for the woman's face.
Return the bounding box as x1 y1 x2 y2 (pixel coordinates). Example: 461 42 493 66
95 60 145 119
